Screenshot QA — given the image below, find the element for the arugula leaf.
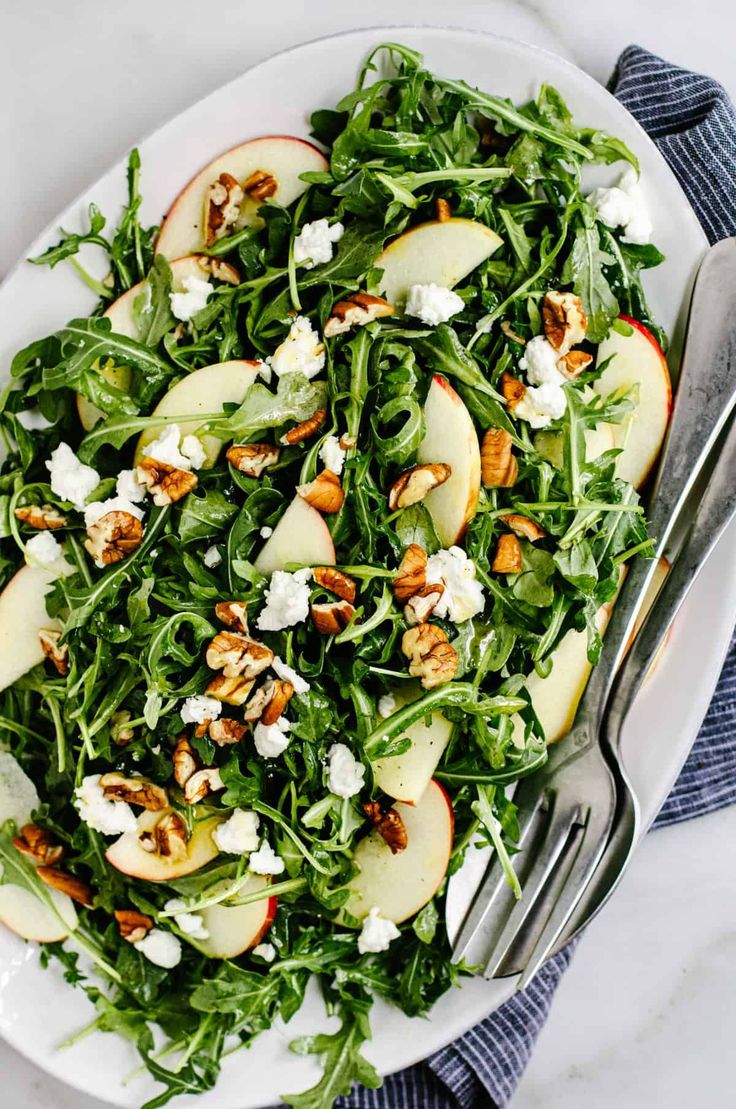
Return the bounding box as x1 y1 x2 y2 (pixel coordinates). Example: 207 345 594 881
285 1010 381 1109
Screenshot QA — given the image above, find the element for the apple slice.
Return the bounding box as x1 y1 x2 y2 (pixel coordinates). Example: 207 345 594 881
416 374 481 546
0 883 78 943
372 685 453 805
106 811 221 881
375 218 502 307
594 316 672 488
0 565 63 693
134 360 261 468
196 875 277 959
341 779 454 925
254 494 335 576
155 136 328 261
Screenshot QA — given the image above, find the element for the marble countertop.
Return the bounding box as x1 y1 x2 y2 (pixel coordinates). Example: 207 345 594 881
2 1 735 1106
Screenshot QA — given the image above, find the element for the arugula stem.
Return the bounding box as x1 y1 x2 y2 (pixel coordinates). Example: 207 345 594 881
68 256 113 299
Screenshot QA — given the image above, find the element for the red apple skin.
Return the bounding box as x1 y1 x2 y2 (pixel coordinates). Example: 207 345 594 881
618 315 673 413
250 895 278 948
433 778 455 843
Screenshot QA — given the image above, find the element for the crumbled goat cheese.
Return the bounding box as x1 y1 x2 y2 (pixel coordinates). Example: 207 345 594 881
253 717 292 759
181 434 206 470
588 167 652 245
271 656 310 695
180 695 223 726
259 525 273 539
256 360 272 385
256 569 312 632
203 545 222 568
116 469 147 503
405 283 464 326
213 809 260 855
326 743 366 798
145 425 204 471
252 942 276 962
134 928 182 968
16 408 53 431
514 382 567 429
357 907 401 954
293 219 344 269
249 840 285 875
74 774 137 835
84 496 145 529
46 443 100 510
319 435 346 476
163 898 209 940
169 275 213 321
266 316 325 380
377 692 397 718
426 546 486 623
25 531 63 567
519 335 566 387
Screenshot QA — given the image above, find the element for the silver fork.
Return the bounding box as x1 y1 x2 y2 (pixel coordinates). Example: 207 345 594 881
452 237 736 986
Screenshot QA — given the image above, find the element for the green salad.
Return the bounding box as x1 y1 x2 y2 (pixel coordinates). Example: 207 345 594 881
0 42 663 1109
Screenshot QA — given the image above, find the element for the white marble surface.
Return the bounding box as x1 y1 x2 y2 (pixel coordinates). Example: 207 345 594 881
1 1 735 1106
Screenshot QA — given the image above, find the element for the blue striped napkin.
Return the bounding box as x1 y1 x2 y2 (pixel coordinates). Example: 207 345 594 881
334 45 736 1109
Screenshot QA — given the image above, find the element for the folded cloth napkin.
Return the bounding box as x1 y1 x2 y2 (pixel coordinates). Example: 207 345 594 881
332 45 736 1109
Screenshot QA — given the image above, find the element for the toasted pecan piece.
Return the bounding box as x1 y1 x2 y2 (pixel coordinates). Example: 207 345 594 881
136 457 198 506
205 172 245 246
260 680 294 726
243 169 278 201
492 533 523 574
392 544 427 603
209 717 248 746
388 464 452 511
37 866 93 908
557 350 593 379
173 734 199 788
14 504 66 530
435 197 452 223
280 407 327 446
500 320 526 346
206 631 273 680
312 566 356 604
362 801 409 854
13 823 64 866
481 427 518 488
226 443 280 477
311 600 356 635
500 514 546 542
184 767 224 805
115 908 154 944
500 372 527 413
401 623 458 689
543 290 587 355
99 772 168 812
85 511 143 566
196 254 241 285
206 673 255 706
38 628 69 676
323 292 395 338
215 600 249 633
297 469 345 514
404 584 445 627
111 710 135 746
152 811 189 860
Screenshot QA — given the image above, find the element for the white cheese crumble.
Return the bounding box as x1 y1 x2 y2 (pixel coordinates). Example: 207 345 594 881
519 335 566 387
357 907 401 954
293 219 344 269
74 773 137 836
271 656 310 695
163 898 209 940
405 283 464 326
116 469 147 503
515 383 567 429
84 495 145 529
256 569 312 632
377 692 397 719
588 167 652 245
266 316 325 380
325 743 366 798
46 443 100 510
203 545 222 568
426 546 486 623
25 531 63 567
169 275 213 321
253 717 292 759
145 425 205 471
249 840 285 875
319 435 346 476
134 928 182 968
252 942 276 962
259 526 273 539
212 809 260 855
16 408 53 431
180 694 222 726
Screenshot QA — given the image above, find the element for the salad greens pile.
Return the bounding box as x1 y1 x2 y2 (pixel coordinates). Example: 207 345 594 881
0 42 660 1109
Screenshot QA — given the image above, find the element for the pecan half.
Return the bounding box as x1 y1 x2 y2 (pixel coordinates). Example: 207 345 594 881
362 801 408 854
500 514 546 542
37 866 93 908
136 457 198 506
312 566 356 604
206 673 255 706
311 600 356 635
115 908 154 944
209 717 248 746
206 631 274 680
173 734 199 788
557 350 593 379
196 254 240 285
243 169 278 201
38 628 69 676
500 373 527 412
215 600 249 633
226 443 280 477
392 544 427 602
260 680 294 726
500 320 526 346
85 511 143 566
388 464 452 511
242 681 275 722
481 427 518 488
323 292 395 338
435 197 452 223
14 504 66 530
297 469 345 514
492 533 523 573
205 172 245 246
543 291 587 355
280 407 327 446
13 823 64 866
152 811 189 860
404 584 445 627
401 623 458 689
184 767 224 805
111 710 135 746
99 772 169 812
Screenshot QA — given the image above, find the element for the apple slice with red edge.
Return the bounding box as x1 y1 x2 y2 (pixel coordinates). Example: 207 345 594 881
372 684 453 805
416 374 481 547
375 218 502 307
254 494 335 576
155 136 328 260
0 883 78 943
341 778 454 925
196 875 277 959
134 359 261 468
105 811 222 881
0 565 65 693
594 316 672 488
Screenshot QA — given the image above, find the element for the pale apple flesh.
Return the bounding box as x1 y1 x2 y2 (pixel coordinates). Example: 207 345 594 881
0 883 78 944
134 359 261 467
594 316 672 489
416 374 481 547
197 876 277 959
0 565 63 693
372 684 453 804
254 494 336 576
105 812 222 881
155 136 328 261
341 779 454 925
375 218 503 307
535 421 615 468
